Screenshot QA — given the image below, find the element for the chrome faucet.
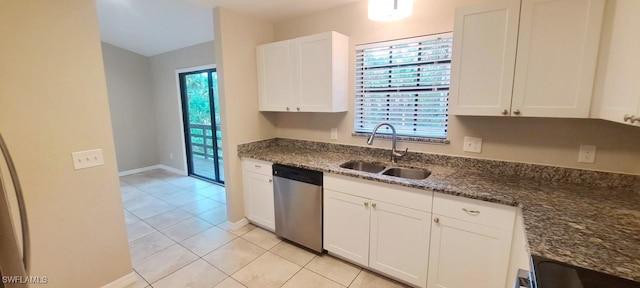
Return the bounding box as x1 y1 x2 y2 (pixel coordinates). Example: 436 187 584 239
367 122 408 163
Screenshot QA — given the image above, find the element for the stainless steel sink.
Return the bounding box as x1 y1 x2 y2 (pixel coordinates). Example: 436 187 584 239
340 160 386 173
339 160 431 180
381 167 431 180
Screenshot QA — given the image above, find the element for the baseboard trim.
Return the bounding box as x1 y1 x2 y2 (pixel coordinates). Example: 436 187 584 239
118 165 187 177
158 164 187 176
219 218 249 231
100 272 136 288
118 165 161 176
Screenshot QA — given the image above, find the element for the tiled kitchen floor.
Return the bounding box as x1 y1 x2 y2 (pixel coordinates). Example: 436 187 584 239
120 169 408 288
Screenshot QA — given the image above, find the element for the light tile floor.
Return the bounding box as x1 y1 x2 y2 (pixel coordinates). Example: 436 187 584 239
121 169 408 288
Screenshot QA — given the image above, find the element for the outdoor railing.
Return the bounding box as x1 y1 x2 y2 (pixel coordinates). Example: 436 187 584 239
188 123 222 161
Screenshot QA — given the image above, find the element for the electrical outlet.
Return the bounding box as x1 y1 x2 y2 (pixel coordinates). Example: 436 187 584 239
463 136 483 153
72 149 104 170
331 128 338 140
578 145 596 163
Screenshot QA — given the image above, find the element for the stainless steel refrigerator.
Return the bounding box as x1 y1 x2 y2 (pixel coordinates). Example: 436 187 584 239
0 133 30 288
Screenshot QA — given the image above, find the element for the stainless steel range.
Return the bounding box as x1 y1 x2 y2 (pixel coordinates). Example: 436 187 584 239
530 255 640 288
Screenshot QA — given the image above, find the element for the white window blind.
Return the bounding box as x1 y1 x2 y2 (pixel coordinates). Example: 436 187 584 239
355 33 452 138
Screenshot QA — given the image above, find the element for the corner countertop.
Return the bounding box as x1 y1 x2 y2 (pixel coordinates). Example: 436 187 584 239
238 139 640 282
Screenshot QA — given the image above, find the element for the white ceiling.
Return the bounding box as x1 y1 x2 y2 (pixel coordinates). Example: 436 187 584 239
96 0 215 57
97 0 359 57
186 0 360 22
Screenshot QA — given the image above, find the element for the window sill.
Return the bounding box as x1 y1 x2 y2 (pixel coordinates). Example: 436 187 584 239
351 132 450 145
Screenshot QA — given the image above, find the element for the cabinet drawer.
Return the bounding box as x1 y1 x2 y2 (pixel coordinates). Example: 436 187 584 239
242 158 273 176
324 173 432 212
433 193 516 230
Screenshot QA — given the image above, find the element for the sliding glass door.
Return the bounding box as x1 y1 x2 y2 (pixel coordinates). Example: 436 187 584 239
179 69 224 184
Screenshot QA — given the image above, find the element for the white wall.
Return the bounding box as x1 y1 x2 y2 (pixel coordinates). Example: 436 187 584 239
213 8 278 222
150 41 216 172
101 43 159 172
273 0 640 175
0 0 132 287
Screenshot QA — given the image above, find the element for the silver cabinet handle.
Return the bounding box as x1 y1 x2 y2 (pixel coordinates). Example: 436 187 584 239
434 217 440 223
296 107 300 111
364 202 369 208
286 107 290 111
254 164 261 169
624 114 633 122
268 179 272 183
501 109 508 115
513 109 521 115
372 203 377 208
462 208 480 215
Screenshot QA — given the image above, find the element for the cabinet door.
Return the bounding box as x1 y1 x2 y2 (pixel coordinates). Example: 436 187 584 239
427 216 512 288
257 40 295 112
370 201 431 288
511 0 605 118
243 171 275 231
323 189 370 267
449 0 520 116
292 32 334 112
592 0 640 125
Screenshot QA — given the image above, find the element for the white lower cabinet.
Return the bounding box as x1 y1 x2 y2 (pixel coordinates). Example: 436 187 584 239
506 209 532 288
323 174 432 288
324 174 518 288
428 193 516 288
370 201 431 286
427 216 513 288
242 158 275 231
323 189 371 267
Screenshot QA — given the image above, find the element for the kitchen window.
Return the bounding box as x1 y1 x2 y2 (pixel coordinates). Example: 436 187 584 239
354 33 452 140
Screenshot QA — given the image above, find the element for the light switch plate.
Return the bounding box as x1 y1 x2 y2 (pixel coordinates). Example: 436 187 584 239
463 136 483 153
578 145 596 163
72 149 104 170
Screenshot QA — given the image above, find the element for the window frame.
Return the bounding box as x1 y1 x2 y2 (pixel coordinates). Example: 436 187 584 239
353 32 453 141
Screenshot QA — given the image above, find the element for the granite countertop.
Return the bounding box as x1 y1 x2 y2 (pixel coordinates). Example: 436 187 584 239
238 138 640 282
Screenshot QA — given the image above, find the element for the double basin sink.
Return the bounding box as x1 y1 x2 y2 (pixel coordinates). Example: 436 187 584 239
340 160 431 180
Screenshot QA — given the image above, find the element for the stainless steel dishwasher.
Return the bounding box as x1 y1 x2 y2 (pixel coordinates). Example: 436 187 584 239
273 164 323 252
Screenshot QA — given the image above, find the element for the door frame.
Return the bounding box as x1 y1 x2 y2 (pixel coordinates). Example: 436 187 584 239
174 64 217 179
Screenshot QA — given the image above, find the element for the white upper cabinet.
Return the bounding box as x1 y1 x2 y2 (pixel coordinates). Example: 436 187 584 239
257 31 349 112
449 1 520 116
450 0 605 118
512 0 605 118
591 0 640 126
257 40 294 112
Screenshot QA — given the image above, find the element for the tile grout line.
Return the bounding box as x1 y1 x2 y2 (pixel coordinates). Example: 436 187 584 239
124 171 232 287
126 170 402 288
217 233 273 286
125 171 350 288
347 269 363 287
128 184 224 219
132 215 233 286
301 267 349 288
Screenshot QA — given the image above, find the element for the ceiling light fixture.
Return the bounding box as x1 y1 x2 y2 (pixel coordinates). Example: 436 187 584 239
368 0 414 22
